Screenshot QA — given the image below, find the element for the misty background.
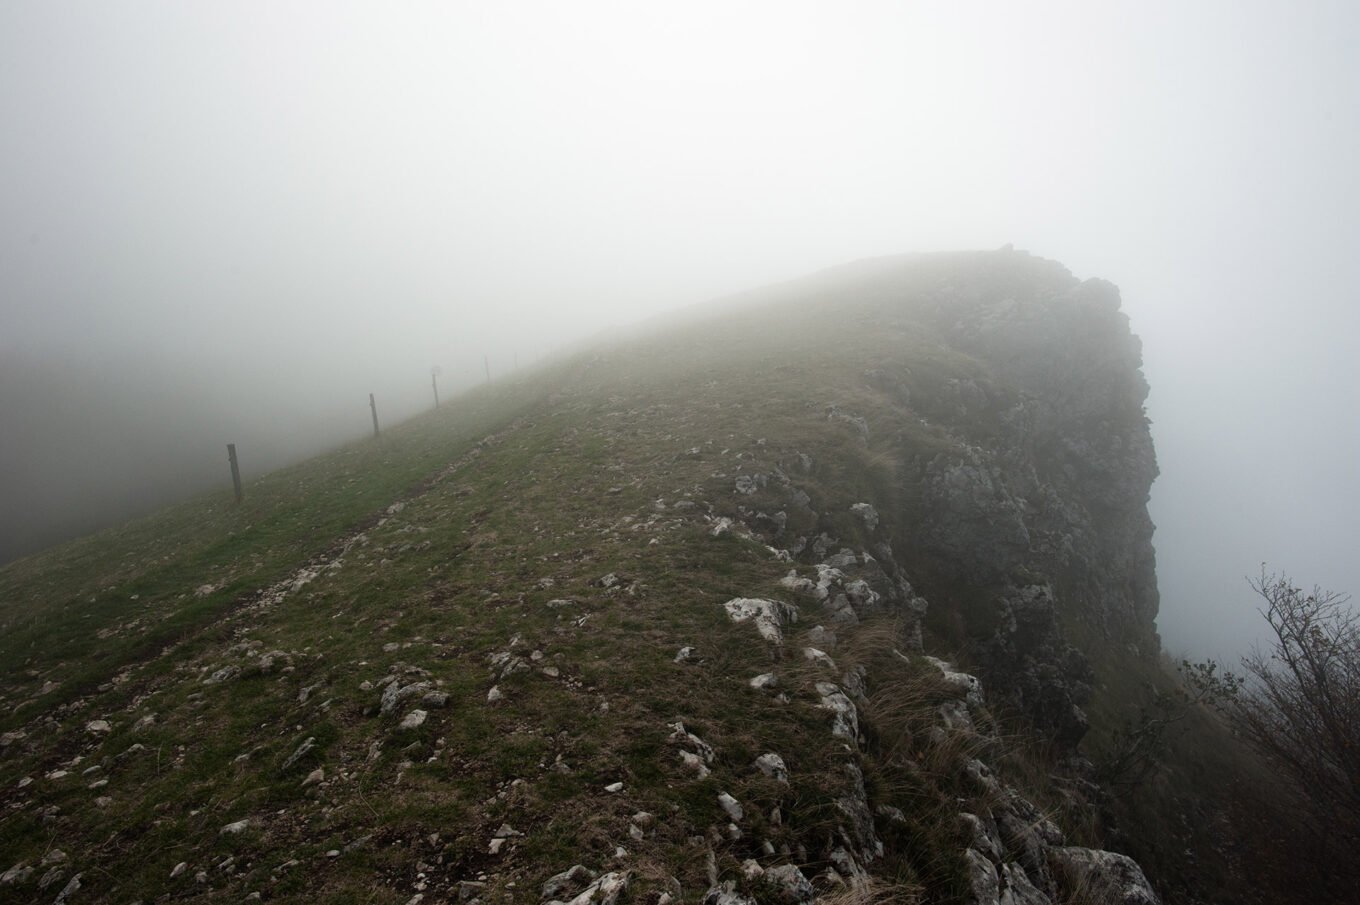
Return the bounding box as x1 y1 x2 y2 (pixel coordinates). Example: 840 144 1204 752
1 1 1356 662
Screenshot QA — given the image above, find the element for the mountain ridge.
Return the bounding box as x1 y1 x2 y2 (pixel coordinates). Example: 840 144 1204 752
1 250 1194 904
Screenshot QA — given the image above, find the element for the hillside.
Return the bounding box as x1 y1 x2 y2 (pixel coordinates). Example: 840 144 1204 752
1 250 1214 904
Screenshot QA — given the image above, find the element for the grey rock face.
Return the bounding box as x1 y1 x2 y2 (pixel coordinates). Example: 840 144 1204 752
1048 847 1160 905
988 585 1093 746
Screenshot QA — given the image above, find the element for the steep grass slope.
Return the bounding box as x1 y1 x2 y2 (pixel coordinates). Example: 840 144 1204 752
1 250 1224 904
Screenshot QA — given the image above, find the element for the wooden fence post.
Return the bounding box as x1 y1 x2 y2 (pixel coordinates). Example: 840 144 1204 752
369 393 380 437
227 443 243 504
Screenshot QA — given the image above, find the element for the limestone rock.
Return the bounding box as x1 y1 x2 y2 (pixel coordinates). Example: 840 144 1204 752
1048 847 1160 905
850 502 879 531
762 864 814 905
542 864 597 900
754 753 788 783
722 598 798 645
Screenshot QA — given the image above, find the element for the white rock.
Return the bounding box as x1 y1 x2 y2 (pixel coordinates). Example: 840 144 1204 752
85 720 112 734
764 864 815 904
815 682 859 741
749 673 779 690
170 862 188 879
220 819 250 835
604 781 624 793
487 686 503 703
802 647 836 669
0 863 34 886
399 710 427 729
717 792 744 822
754 753 788 784
722 598 798 644
302 768 325 787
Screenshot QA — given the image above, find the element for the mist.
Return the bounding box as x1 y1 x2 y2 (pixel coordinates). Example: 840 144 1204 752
2 1 1356 661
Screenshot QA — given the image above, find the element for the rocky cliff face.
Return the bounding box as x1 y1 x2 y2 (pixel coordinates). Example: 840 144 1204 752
0 250 1168 905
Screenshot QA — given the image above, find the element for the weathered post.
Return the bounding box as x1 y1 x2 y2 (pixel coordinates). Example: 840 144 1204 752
369 393 380 437
227 443 243 504
431 366 441 409
483 355 490 384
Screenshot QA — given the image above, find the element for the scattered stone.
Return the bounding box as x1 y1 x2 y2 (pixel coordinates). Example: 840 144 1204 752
717 792 744 822
599 573 620 588
749 673 778 691
674 646 696 663
399 709 427 730
722 598 798 644
170 862 188 879
41 851 67 866
0 730 26 747
542 865 596 899
754 753 788 783
802 647 836 669
762 865 815 904
487 686 503 703
220 819 250 835
282 737 317 770
1 863 34 885
381 680 432 715
701 881 756 905
604 781 624 793
203 665 240 685
85 720 112 734
53 873 81 904
806 625 837 650
421 691 449 708
487 838 506 856
850 502 879 531
302 768 325 787
551 871 628 905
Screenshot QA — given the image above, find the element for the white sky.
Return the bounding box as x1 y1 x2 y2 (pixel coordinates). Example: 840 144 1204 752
1 1 1356 658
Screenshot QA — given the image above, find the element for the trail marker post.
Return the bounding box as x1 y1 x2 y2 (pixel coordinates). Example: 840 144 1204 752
227 443 243 504
431 365 442 409
484 355 490 384
369 393 380 437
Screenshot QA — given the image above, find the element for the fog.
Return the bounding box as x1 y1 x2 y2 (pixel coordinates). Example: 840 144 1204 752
2 1 1356 660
